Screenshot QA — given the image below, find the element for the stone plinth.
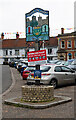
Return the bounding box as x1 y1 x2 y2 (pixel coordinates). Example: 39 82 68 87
21 85 54 102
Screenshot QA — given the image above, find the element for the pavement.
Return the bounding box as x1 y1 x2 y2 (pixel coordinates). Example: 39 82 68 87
2 66 76 119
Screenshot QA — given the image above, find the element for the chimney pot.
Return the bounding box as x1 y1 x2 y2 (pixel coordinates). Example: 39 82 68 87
16 32 19 39
1 33 4 40
61 28 64 34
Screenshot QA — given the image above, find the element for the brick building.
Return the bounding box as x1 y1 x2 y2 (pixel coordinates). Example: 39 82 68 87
57 28 76 61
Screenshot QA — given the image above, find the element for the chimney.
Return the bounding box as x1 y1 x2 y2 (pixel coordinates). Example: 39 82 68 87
1 33 4 40
61 28 64 34
16 32 19 39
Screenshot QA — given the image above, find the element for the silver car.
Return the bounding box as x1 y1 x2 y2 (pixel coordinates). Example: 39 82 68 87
67 59 76 71
27 64 76 88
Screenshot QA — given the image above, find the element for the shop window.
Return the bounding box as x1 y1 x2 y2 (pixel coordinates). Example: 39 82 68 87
61 41 65 48
67 40 72 48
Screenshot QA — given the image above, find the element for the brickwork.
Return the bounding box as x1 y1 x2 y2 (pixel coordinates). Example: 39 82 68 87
57 32 76 60
21 85 54 102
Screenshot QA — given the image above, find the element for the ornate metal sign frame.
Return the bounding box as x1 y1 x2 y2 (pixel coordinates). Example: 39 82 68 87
25 8 49 42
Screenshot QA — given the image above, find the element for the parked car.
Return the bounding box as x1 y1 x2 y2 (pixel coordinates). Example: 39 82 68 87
3 61 8 65
9 59 16 67
14 59 22 68
47 60 60 64
27 64 76 88
17 62 25 72
17 60 28 72
22 66 36 80
9 59 20 67
21 64 27 76
67 59 76 71
64 59 74 66
56 60 66 65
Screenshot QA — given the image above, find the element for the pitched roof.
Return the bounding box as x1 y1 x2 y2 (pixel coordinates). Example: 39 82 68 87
1 37 58 49
25 37 58 48
45 37 58 47
2 38 26 49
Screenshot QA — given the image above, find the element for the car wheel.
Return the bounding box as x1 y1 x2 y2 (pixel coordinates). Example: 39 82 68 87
23 78 25 80
50 79 57 88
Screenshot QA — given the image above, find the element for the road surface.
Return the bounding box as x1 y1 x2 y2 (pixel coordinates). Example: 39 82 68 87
2 65 12 93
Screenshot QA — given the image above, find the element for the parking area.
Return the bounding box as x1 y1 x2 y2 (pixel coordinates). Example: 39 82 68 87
2 66 76 118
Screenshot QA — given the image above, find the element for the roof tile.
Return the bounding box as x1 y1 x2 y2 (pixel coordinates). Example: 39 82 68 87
1 37 58 49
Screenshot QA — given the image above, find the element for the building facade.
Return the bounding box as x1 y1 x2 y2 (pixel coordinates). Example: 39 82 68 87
0 33 58 64
57 28 76 61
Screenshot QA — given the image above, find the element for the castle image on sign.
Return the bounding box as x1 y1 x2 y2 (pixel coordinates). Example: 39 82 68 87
26 13 49 41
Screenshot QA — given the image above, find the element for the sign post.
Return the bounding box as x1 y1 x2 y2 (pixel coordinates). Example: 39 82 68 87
26 8 49 85
27 49 47 85
34 65 41 85
27 49 47 65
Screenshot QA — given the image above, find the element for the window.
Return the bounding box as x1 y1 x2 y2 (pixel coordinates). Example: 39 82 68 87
68 53 72 59
61 66 71 72
48 49 52 54
28 27 30 34
67 40 72 48
54 66 62 72
61 41 65 48
74 52 76 58
15 50 19 55
3 50 8 56
25 67 36 72
55 66 71 72
25 49 29 57
40 66 51 72
71 60 76 65
9 51 12 55
44 25 46 32
74 40 76 48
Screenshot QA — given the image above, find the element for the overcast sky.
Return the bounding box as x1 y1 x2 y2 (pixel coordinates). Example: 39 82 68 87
0 0 75 37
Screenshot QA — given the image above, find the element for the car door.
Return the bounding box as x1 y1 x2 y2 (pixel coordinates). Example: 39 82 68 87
61 66 75 84
54 66 66 85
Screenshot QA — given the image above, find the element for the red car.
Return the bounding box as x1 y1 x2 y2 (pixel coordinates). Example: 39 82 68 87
22 66 36 80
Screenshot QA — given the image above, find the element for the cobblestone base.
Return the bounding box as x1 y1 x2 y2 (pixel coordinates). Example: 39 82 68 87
21 85 54 102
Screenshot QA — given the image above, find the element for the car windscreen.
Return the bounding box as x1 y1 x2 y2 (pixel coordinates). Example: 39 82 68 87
40 66 51 72
64 61 72 66
71 60 76 65
56 61 62 65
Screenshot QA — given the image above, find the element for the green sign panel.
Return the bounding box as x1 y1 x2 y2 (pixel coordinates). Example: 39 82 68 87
33 27 41 37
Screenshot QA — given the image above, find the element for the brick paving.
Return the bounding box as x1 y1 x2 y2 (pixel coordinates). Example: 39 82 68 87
2 66 75 118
